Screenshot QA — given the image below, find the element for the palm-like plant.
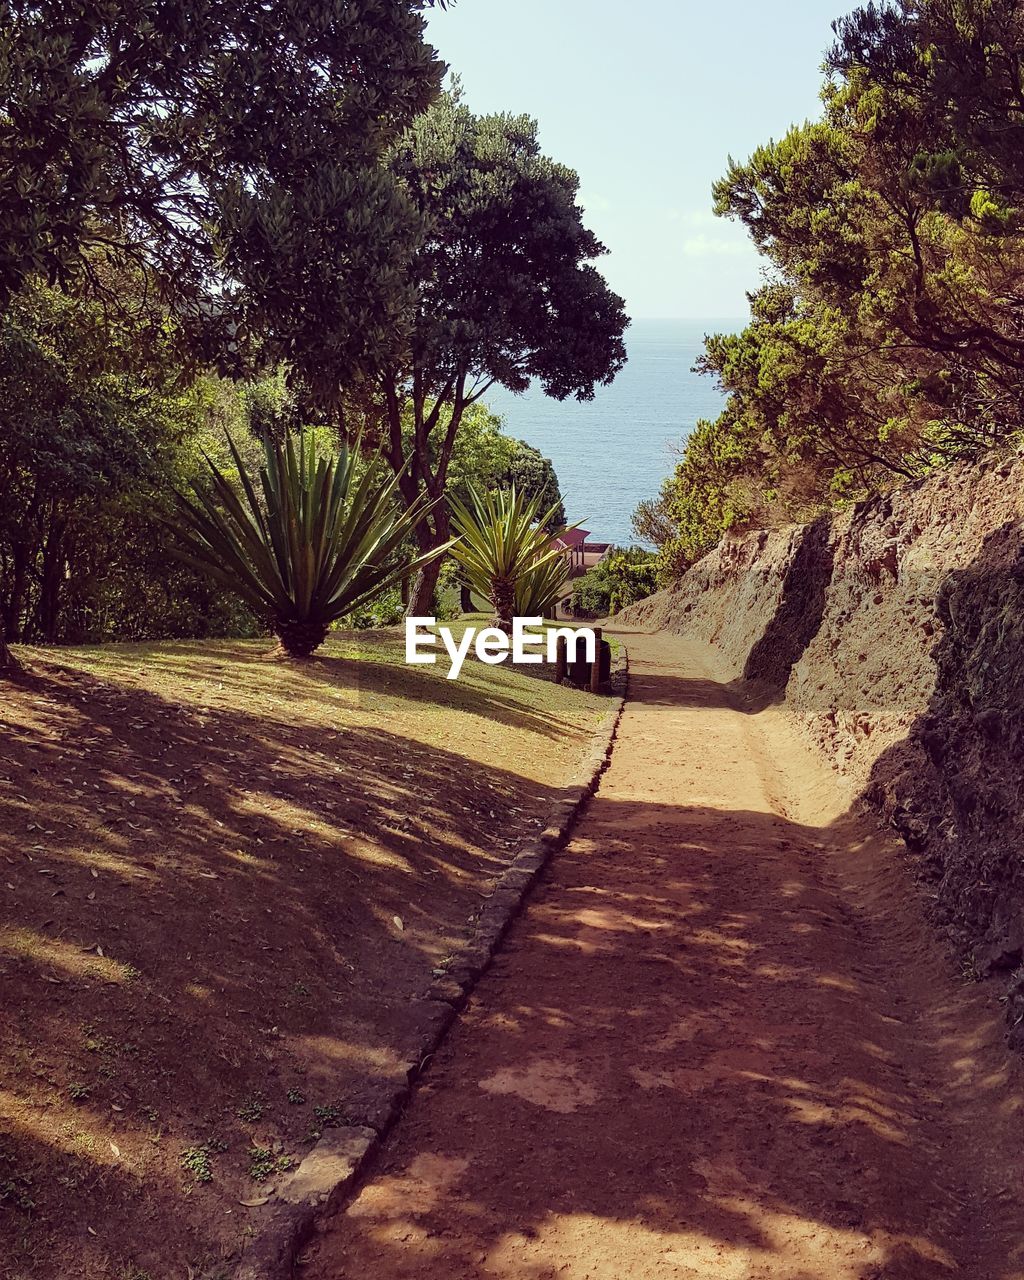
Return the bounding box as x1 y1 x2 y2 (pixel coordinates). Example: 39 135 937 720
449 487 576 630
514 548 570 619
171 432 446 658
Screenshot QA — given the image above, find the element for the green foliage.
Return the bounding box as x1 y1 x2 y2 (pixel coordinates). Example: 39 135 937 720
308 1102 345 1141
0 276 266 645
311 1104 344 1129
180 1138 226 1185
449 488 572 628
0 0 452 666
630 494 678 553
171 433 448 658
571 548 659 618
235 1096 265 1123
514 549 569 620
445 404 518 507
391 88 629 404
247 1147 293 1183
352 87 627 614
433 403 568 611
1 10 613 651
447 405 566 529
0 1148 34 1212
0 0 444 391
652 0 1024 575
495 440 567 532
342 585 406 631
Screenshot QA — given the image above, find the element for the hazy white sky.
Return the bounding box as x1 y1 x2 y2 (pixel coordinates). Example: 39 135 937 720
424 0 856 320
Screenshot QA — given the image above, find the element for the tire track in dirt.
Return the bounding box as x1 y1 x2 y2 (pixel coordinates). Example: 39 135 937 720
307 629 1024 1279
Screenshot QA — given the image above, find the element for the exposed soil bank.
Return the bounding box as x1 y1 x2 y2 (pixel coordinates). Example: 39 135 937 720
619 451 1024 1033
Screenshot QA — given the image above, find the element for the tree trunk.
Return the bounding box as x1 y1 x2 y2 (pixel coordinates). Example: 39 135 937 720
7 541 29 642
0 615 20 677
406 506 450 619
460 583 473 614
37 514 67 643
275 618 330 659
407 555 445 618
492 578 516 635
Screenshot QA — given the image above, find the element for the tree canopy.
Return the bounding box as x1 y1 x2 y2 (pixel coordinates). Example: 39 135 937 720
0 274 270 644
656 0 1024 570
0 6 625 662
0 0 446 380
0 0 450 668
342 88 628 613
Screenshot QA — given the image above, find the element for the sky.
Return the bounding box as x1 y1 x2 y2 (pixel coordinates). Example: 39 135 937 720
424 0 856 321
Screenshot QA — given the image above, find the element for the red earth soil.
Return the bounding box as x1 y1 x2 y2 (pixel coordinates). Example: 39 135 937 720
307 629 1024 1280
0 637 597 1278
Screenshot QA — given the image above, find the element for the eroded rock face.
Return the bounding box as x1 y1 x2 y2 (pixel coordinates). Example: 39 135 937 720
615 526 807 680
867 516 1024 963
617 451 1024 1031
742 515 833 695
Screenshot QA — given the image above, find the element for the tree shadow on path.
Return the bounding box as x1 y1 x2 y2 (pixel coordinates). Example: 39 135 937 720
307 662 1024 1280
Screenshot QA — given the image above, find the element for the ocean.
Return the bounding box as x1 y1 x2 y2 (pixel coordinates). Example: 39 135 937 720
482 318 742 547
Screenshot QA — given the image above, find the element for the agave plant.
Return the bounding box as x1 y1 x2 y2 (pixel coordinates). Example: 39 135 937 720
514 543 571 618
449 487 576 630
171 432 446 658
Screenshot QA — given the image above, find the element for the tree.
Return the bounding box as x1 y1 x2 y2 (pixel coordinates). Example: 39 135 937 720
0 276 183 644
445 404 518 508
0 0 444 314
650 0 1024 575
0 0 448 670
446 409 566 530
342 89 628 616
631 493 677 552
571 547 659 618
449 487 569 632
498 440 566 532
828 0 1024 373
439 406 566 612
0 276 293 646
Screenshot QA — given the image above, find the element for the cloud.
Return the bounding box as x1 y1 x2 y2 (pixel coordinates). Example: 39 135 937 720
675 210 719 227
680 232 751 258
580 190 612 213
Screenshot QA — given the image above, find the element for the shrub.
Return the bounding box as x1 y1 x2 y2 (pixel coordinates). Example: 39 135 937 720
449 487 572 630
170 433 447 658
571 547 659 617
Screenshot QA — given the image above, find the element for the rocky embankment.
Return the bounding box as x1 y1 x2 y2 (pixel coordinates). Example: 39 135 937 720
619 452 1024 1038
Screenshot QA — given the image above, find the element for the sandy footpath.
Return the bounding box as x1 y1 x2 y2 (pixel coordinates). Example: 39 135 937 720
307 628 1024 1279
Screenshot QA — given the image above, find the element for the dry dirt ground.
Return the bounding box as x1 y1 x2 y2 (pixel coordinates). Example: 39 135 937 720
309 628 1024 1280
0 631 601 1279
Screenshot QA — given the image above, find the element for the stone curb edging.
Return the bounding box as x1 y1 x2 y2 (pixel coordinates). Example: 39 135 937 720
232 645 628 1280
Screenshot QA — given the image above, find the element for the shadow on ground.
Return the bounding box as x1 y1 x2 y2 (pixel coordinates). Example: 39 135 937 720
0 639 597 1280
307 662 1024 1280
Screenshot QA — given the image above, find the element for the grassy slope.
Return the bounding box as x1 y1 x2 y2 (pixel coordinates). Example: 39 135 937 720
0 628 602 1280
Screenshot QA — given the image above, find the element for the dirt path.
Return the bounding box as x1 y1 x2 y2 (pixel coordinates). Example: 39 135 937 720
308 630 1024 1279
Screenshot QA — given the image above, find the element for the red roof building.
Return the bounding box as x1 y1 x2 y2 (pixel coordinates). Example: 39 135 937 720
552 527 609 574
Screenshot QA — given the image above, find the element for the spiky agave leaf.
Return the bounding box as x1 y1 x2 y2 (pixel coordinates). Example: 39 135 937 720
515 549 569 618
449 486 579 628
169 431 449 657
